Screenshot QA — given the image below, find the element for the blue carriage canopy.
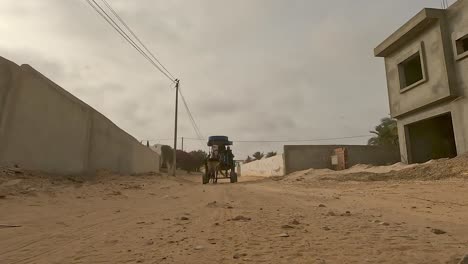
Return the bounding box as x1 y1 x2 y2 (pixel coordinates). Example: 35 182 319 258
207 136 233 146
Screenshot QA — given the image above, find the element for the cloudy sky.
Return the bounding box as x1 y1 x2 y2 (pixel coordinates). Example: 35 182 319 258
0 0 457 159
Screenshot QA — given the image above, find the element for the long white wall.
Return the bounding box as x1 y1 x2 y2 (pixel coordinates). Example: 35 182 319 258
0 57 159 175
240 155 284 177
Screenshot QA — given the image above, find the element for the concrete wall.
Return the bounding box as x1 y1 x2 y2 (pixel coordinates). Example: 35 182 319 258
446 0 468 156
375 0 468 163
240 155 284 177
382 11 456 118
0 57 160 175
284 145 400 174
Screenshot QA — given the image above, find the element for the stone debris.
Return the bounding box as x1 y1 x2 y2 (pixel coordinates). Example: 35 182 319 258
318 204 326 208
231 215 251 221
431 228 447 235
1 179 22 187
233 253 248 259
458 255 468 264
206 201 217 207
7 167 23 174
180 216 190 221
290 219 301 225
277 233 290 237
0 224 22 228
326 211 336 216
380 222 390 226
322 226 331 231
281 224 295 229
194 245 204 250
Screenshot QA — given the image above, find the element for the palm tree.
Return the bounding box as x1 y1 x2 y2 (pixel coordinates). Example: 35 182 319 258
252 152 264 160
368 117 399 147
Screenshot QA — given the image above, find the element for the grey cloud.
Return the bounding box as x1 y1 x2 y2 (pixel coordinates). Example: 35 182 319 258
0 0 455 158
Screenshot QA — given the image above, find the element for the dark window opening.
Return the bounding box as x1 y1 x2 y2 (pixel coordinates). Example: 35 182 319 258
456 35 468 55
406 113 457 164
399 52 424 89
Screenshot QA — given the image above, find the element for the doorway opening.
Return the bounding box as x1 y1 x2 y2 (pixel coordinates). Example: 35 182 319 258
406 113 457 163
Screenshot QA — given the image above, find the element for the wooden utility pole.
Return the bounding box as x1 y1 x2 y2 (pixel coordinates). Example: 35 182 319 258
181 137 184 151
173 79 180 176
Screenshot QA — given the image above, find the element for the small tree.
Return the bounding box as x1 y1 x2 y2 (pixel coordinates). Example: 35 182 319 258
265 151 277 158
176 150 195 173
368 117 399 148
175 150 208 173
189 150 208 172
161 145 174 170
252 152 264 160
244 156 253 163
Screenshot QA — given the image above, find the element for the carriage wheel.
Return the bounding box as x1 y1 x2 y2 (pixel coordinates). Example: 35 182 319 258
202 172 209 184
202 163 209 184
230 170 238 183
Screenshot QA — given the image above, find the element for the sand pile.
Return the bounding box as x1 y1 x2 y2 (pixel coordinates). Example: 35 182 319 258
334 162 419 174
0 166 89 197
283 154 468 183
321 154 468 182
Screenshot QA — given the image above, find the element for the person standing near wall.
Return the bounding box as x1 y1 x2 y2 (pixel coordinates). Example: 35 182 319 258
226 147 234 167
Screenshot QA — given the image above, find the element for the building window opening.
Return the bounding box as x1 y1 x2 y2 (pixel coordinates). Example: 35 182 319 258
399 52 424 89
456 35 468 55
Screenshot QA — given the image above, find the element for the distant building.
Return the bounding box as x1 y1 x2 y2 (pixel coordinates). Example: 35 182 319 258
150 144 163 168
375 0 468 163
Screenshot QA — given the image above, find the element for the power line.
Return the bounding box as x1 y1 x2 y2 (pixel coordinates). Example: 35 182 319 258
89 0 175 82
178 87 208 151
233 135 371 143
144 135 372 143
85 0 164 77
84 0 175 82
100 0 176 80
86 0 152 67
178 87 204 141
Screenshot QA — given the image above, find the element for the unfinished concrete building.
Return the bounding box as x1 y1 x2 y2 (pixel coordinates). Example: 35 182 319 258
375 0 468 163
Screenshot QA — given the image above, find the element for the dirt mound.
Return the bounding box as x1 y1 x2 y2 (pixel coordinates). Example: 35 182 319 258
0 167 77 197
340 162 418 174
0 166 165 198
321 154 468 182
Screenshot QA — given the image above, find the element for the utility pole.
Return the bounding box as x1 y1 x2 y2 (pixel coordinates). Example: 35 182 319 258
181 137 184 152
172 79 179 176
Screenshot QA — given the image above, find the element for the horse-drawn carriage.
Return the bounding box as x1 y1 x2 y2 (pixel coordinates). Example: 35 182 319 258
203 136 238 184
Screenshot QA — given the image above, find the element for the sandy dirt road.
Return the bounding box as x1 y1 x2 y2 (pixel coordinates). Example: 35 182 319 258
1 172 468 264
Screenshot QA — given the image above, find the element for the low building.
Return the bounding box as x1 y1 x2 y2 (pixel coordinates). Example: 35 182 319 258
374 0 468 163
283 145 400 175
